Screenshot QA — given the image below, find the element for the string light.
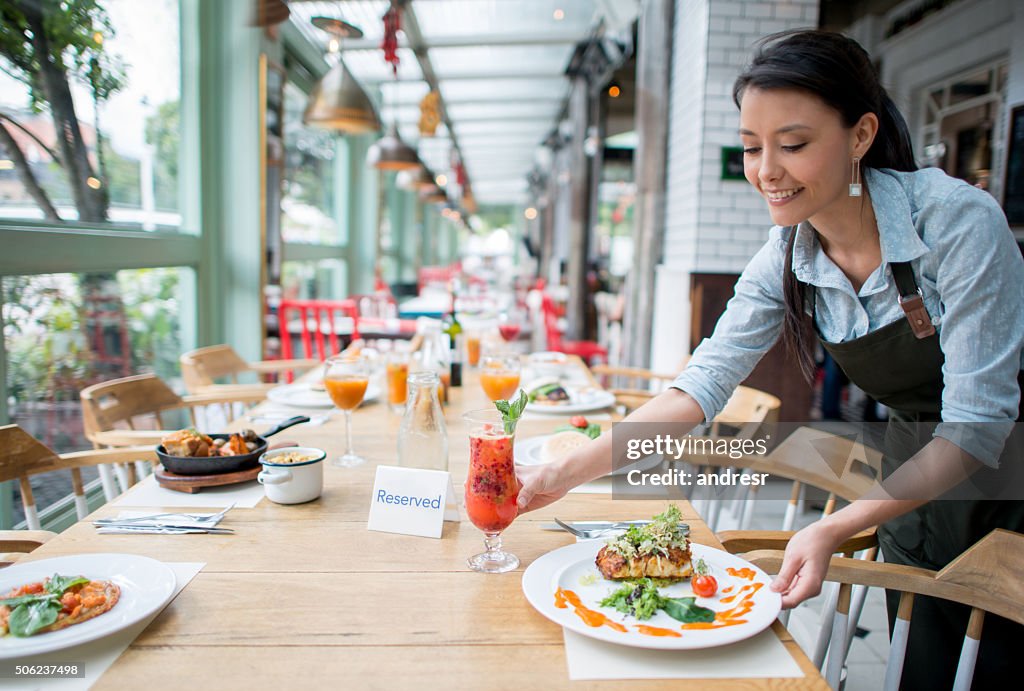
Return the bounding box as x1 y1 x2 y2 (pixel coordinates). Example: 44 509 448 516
86 176 102 189
553 9 565 21
524 207 538 220
608 84 621 98
435 173 447 186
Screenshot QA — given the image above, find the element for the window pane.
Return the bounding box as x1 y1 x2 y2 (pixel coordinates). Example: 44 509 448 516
281 259 347 301
282 82 341 244
3 267 192 454
0 0 182 229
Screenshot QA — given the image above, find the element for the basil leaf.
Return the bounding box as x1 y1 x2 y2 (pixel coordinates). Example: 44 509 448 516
0 593 59 608
45 574 90 595
8 599 61 637
660 596 715 624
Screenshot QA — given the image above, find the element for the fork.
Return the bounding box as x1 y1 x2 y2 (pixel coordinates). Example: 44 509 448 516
553 518 631 539
94 503 236 525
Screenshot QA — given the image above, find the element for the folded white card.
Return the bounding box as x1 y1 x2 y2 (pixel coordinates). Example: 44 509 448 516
367 465 460 539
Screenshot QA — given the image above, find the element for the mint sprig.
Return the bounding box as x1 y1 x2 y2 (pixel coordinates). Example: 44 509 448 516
494 390 528 435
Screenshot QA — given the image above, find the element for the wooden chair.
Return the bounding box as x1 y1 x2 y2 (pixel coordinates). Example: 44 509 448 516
0 529 57 567
592 355 692 412
80 373 267 498
745 529 1024 690
278 299 361 377
180 344 319 394
0 424 156 530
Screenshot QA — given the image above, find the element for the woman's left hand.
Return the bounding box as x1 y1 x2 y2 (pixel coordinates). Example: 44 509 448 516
770 521 843 609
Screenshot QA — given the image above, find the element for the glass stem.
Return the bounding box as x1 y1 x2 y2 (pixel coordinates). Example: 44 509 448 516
484 532 503 554
344 409 354 456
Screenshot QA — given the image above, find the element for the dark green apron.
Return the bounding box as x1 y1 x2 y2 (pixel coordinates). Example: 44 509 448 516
815 262 1024 691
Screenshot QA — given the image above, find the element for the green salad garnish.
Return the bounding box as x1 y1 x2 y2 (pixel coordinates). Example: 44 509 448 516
599 578 715 623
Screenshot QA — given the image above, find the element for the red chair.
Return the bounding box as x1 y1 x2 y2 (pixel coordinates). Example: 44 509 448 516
540 294 608 365
278 299 360 380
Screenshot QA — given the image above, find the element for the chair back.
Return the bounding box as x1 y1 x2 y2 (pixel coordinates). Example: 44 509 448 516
180 345 251 392
747 529 1024 691
540 293 564 351
0 530 56 567
80 373 184 440
0 425 156 529
278 299 360 362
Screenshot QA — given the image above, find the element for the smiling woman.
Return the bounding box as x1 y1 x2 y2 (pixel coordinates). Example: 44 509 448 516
514 29 1024 690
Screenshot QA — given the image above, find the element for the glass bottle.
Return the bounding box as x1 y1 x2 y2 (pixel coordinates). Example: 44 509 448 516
415 320 450 404
397 371 449 471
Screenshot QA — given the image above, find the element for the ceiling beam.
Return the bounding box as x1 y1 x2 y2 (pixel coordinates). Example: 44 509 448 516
360 69 568 83
331 31 584 51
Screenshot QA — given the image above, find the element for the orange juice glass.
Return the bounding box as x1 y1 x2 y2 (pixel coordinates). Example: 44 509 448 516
324 355 370 468
479 354 521 401
466 334 482 367
464 408 520 573
385 352 410 413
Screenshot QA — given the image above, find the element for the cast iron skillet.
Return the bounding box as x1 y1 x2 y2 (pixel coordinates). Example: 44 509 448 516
156 415 310 476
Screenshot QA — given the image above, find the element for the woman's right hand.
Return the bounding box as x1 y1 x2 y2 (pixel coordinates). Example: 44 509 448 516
516 461 572 513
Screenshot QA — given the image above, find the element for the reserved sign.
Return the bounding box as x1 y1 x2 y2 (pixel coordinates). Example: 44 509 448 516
367 466 460 539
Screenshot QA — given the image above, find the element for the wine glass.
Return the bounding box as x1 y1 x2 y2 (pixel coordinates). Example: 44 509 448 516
497 308 523 343
323 355 370 467
463 408 520 573
479 354 521 402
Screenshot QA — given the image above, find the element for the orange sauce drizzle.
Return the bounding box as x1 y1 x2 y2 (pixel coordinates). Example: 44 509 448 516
634 624 683 638
721 586 734 594
554 588 628 633
726 567 756 581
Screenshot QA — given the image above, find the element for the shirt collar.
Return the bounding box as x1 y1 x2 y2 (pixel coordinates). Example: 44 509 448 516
791 167 930 288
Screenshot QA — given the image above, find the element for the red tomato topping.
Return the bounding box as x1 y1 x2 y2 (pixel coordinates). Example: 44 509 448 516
569 415 588 429
692 574 718 598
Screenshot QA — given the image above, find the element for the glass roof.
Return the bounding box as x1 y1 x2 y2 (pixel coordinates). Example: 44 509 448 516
289 0 637 204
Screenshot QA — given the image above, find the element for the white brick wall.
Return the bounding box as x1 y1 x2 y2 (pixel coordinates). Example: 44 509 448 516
650 0 818 368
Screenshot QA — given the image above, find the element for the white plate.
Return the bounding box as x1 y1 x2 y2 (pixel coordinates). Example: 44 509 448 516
525 389 617 414
515 434 664 477
0 554 176 659
522 541 780 650
267 381 380 409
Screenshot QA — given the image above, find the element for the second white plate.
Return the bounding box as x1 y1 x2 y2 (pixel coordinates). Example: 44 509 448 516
525 389 617 414
514 434 664 477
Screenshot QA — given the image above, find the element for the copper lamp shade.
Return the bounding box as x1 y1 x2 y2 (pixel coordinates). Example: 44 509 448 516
304 60 380 134
366 122 421 171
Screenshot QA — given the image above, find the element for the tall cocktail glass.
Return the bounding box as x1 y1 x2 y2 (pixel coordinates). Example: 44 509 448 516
463 408 520 573
323 355 370 468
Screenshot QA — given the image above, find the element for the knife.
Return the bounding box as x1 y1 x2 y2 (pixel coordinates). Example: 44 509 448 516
93 522 234 534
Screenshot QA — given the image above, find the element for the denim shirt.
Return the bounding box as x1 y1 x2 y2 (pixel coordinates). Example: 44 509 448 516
672 167 1024 464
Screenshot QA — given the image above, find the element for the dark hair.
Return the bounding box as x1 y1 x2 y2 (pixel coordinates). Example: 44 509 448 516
733 30 918 382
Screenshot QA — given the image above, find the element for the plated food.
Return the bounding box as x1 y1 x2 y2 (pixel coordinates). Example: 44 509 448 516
161 428 260 458
521 506 781 650
0 575 119 638
526 378 571 404
596 506 693 580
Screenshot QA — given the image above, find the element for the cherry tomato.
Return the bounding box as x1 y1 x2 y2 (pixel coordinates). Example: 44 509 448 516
569 415 588 429
692 574 718 598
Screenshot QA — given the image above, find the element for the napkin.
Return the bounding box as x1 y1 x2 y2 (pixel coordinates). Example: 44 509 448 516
563 628 804 680
112 474 264 509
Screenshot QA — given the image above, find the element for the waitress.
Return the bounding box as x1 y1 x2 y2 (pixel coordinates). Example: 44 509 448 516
516 30 1024 689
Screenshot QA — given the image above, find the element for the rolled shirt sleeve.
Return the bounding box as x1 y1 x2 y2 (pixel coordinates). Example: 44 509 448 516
926 185 1024 465
670 227 787 422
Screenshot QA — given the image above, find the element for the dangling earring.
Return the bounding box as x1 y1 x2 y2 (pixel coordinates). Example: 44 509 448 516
849 156 862 197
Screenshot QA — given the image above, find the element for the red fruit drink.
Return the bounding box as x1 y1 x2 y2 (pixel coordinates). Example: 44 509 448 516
465 427 518 532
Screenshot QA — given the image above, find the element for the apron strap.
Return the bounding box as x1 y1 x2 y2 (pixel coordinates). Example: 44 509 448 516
891 262 936 339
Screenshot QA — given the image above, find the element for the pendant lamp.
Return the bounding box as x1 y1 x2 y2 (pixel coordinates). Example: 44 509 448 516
303 19 380 134
367 121 421 170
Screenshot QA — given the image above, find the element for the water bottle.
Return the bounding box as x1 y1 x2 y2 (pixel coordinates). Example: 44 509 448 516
397 370 449 471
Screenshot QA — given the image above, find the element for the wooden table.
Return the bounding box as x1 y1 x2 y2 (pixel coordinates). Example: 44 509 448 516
27 358 826 689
